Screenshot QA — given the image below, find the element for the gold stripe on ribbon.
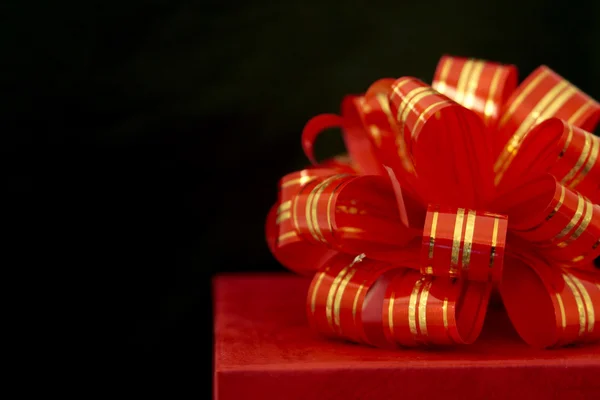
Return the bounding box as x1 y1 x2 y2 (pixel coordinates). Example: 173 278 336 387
567 99 594 125
276 211 291 224
429 209 439 259
434 58 453 95
360 97 372 113
352 281 367 330
563 273 587 337
562 133 592 185
391 78 413 98
369 125 382 146
278 200 291 213
499 69 550 127
411 100 452 136
281 175 314 188
395 86 431 124
536 87 576 123
559 125 574 158
390 80 420 173
556 292 567 332
325 178 348 239
278 231 297 242
462 210 477 274
442 297 450 338
326 265 352 330
571 275 595 334
454 59 475 104
311 175 343 243
330 254 365 330
333 268 357 330
401 89 438 130
547 185 566 221
325 187 337 237
484 68 503 123
418 279 433 340
337 227 365 234
408 278 423 337
463 61 485 109
375 92 415 174
557 198 593 248
495 80 570 170
397 87 438 146
451 208 466 276
310 266 330 314
388 291 396 338
489 217 499 281
569 135 599 189
494 81 572 184
292 195 301 235
423 207 439 275
554 193 585 242
304 182 321 242
500 84 575 171
376 93 392 117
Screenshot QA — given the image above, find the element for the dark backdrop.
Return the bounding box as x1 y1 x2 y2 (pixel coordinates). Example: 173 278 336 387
3 0 599 393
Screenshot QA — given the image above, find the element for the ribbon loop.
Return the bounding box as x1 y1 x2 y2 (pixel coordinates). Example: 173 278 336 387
308 253 492 347
432 55 518 129
267 168 347 276
493 119 565 194
289 174 418 252
506 178 600 268
551 125 600 203
307 253 398 347
301 114 344 166
501 255 600 348
383 271 491 346
361 86 416 179
494 66 600 185
389 77 495 208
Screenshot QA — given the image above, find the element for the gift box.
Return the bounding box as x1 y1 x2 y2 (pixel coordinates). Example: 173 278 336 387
213 273 600 400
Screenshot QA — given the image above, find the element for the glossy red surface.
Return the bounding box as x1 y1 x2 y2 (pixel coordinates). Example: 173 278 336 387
214 274 600 400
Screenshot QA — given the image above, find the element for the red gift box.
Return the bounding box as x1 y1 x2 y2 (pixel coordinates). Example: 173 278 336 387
213 273 600 400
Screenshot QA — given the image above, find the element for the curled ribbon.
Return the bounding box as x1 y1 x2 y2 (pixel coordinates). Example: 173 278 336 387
266 55 600 349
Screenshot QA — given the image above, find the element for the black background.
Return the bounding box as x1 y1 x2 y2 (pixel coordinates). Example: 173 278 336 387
3 0 600 395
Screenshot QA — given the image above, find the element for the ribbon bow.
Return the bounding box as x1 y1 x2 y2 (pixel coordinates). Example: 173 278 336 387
266 55 600 349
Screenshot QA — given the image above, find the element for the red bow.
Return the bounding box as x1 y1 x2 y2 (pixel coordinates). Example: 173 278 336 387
266 55 600 348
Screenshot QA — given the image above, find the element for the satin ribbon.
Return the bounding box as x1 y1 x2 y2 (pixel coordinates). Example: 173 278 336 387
266 55 600 349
